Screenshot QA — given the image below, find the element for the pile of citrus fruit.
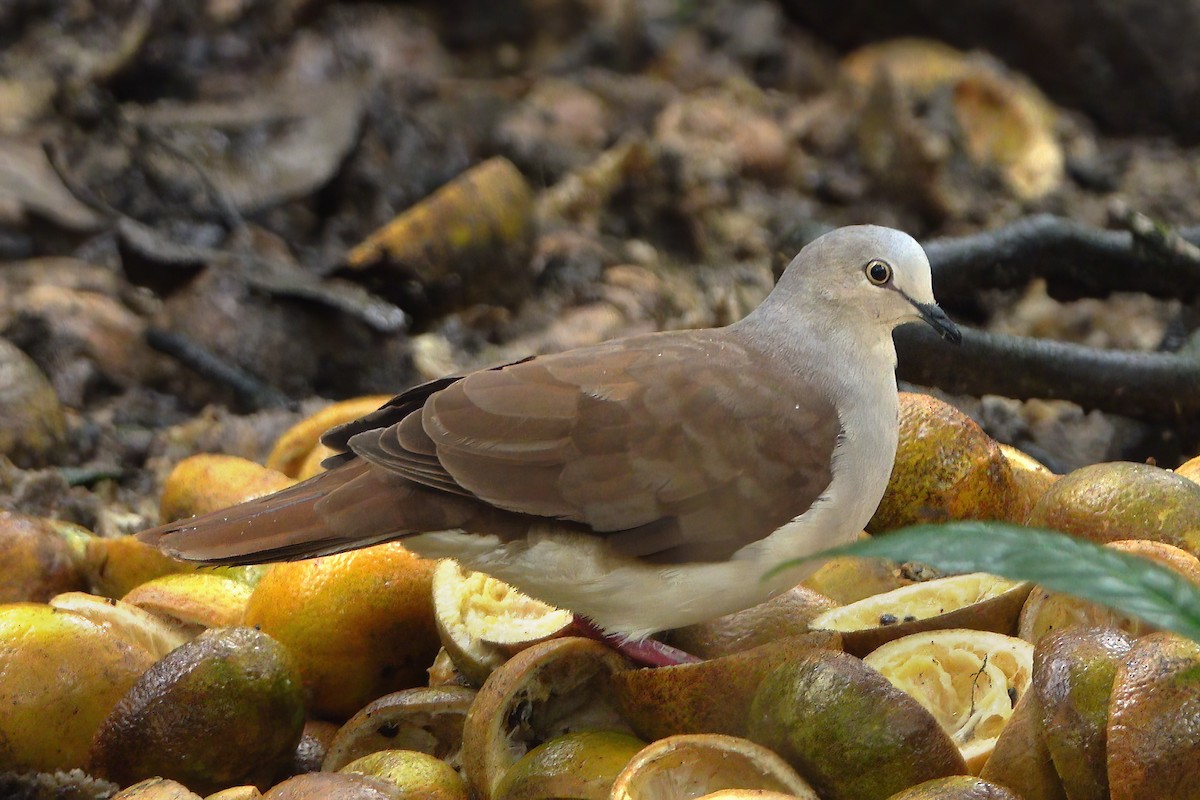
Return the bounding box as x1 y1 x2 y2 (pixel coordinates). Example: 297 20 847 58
1 392 1198 799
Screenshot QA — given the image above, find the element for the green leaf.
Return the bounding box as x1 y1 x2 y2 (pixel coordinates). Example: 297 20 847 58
768 522 1200 644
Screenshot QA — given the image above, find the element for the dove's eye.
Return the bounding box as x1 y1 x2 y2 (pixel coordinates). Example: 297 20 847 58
865 260 892 285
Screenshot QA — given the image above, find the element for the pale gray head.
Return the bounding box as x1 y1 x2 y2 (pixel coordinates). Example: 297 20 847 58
769 224 961 343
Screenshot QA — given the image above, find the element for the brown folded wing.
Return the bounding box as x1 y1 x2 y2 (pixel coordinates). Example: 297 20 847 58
342 331 842 563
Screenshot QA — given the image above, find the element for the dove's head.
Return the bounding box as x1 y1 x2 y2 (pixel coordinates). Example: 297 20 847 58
771 225 961 344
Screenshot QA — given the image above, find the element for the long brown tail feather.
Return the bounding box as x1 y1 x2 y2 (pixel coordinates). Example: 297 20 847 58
137 462 417 565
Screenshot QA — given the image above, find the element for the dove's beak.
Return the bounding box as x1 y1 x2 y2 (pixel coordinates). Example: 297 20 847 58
910 298 962 344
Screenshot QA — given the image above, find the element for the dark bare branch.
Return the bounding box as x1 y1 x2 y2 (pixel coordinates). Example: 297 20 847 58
896 323 1200 425
924 213 1200 305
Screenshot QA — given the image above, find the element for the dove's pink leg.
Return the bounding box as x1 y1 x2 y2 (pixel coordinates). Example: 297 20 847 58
571 616 702 667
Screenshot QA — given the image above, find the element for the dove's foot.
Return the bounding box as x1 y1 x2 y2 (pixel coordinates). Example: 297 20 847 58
570 615 702 667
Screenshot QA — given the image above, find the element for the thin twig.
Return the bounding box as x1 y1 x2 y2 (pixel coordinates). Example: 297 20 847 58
146 327 295 411
42 140 121 222
52 88 248 232
1110 202 1200 266
132 120 248 233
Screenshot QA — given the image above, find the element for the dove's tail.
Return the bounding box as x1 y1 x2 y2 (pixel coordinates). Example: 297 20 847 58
137 460 473 564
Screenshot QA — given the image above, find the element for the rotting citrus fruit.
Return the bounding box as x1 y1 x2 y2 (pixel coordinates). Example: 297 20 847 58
494 730 646 800
0 510 87 602
747 649 966 800
1017 539 1200 643
122 571 253 632
206 786 262 800
1033 626 1134 800
884 775 1022 800
1174 453 1200 485
611 633 841 741
323 685 476 772
868 393 1020 534
432 558 572 686
266 395 391 480
610 734 818 800
50 590 190 659
262 772 404 799
801 554 915 604
158 453 296 524
998 444 1058 524
110 777 203 800
667 585 838 658
89 626 305 795
83 533 195 599
428 646 472 687
243 542 439 720
461 637 632 800
696 793 811 800
977 688 1065 800
339 749 469 800
0 602 155 772
0 337 66 467
864 629 1033 773
1106 632 1200 800
812 573 1030 657
292 719 340 775
1109 537 1200 580
1026 461 1200 556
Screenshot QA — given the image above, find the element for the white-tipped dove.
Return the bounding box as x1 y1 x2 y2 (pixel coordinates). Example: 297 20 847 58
139 225 960 642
